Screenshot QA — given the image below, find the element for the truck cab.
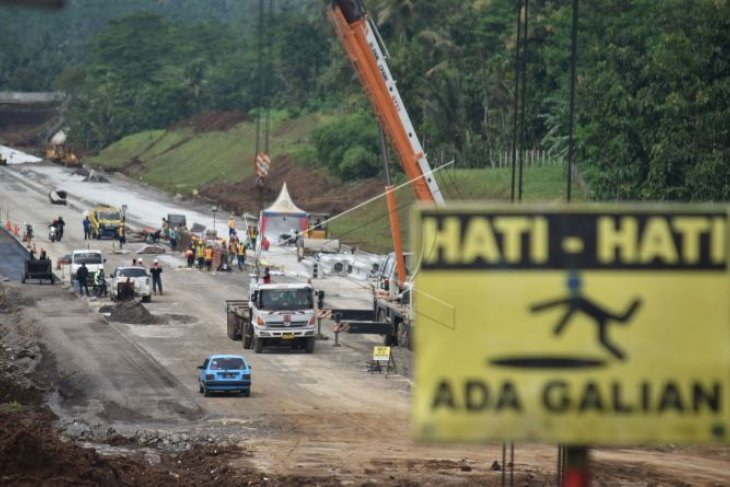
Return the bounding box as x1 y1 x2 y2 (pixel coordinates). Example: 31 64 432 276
378 251 413 300
89 206 123 239
241 281 318 354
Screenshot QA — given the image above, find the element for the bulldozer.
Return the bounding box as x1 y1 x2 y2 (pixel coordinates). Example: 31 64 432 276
45 129 81 167
45 144 80 167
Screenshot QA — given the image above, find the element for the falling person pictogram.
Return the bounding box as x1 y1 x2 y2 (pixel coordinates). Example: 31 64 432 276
530 273 641 360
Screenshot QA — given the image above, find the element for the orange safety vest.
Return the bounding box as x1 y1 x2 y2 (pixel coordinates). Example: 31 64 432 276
204 247 213 260
237 243 246 256
196 245 205 258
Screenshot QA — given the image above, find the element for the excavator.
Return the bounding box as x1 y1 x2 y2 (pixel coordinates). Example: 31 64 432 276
326 0 445 349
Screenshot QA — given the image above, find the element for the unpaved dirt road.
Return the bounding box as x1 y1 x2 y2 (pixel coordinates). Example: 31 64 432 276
2 161 730 485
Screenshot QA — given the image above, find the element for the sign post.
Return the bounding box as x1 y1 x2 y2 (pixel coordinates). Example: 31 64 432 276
372 346 396 377
412 205 730 452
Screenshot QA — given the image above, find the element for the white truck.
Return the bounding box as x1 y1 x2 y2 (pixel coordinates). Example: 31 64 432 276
226 279 319 354
70 249 105 280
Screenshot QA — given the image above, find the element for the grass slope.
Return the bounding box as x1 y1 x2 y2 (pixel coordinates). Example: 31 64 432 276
85 113 326 193
86 114 584 253
330 165 585 254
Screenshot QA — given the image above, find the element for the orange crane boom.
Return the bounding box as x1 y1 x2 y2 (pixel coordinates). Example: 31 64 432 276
328 1 444 205
329 0 444 286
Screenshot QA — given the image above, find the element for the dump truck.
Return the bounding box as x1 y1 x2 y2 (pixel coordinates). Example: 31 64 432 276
226 279 319 354
89 206 123 239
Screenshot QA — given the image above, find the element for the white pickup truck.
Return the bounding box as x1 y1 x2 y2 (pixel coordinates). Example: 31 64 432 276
226 280 319 354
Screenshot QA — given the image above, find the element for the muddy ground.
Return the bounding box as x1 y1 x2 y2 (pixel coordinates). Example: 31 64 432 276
0 283 349 486
3 282 730 487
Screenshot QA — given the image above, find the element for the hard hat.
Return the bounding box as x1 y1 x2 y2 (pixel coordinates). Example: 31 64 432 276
154 259 159 264
138 257 144 263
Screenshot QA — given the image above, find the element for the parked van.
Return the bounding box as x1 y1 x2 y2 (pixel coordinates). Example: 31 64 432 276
70 249 105 279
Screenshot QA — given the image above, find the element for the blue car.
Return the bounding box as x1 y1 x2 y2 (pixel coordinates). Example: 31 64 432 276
197 354 252 397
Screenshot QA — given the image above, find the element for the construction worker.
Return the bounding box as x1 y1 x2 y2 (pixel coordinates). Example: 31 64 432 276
137 257 145 268
118 224 126 250
93 268 107 297
83 216 91 240
196 241 205 269
204 245 213 272
76 263 90 296
169 228 177 251
248 225 257 249
236 241 246 270
186 246 195 268
150 259 163 295
227 239 237 267
228 213 237 238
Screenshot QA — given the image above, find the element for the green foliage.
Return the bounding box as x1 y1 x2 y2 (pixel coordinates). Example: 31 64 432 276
0 400 23 414
4 0 728 199
310 110 381 180
578 0 730 201
85 113 325 193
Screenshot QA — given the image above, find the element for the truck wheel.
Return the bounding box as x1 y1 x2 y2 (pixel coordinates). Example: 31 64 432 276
203 385 210 397
243 332 252 350
254 336 264 353
305 337 316 354
227 313 241 340
199 382 204 393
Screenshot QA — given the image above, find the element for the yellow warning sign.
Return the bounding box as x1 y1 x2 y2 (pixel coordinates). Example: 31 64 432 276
373 346 392 361
412 205 730 445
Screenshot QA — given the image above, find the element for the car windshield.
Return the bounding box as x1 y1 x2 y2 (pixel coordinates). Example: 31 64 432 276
74 253 102 264
98 211 120 220
117 268 147 278
209 357 246 370
260 289 313 311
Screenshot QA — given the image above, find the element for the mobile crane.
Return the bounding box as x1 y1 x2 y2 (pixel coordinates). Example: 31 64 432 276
326 0 445 349
225 0 444 352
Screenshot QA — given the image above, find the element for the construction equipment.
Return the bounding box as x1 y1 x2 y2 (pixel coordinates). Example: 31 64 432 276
45 144 80 167
305 212 329 239
325 0 445 350
88 206 123 239
45 130 80 167
226 279 319 354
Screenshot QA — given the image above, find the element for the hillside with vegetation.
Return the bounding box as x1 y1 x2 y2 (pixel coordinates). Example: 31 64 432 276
2 0 728 203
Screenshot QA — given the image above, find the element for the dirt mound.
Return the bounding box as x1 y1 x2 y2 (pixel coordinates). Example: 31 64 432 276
108 302 158 324
170 110 249 133
200 154 383 216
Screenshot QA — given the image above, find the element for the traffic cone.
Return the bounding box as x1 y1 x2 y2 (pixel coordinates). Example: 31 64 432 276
13 223 19 237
